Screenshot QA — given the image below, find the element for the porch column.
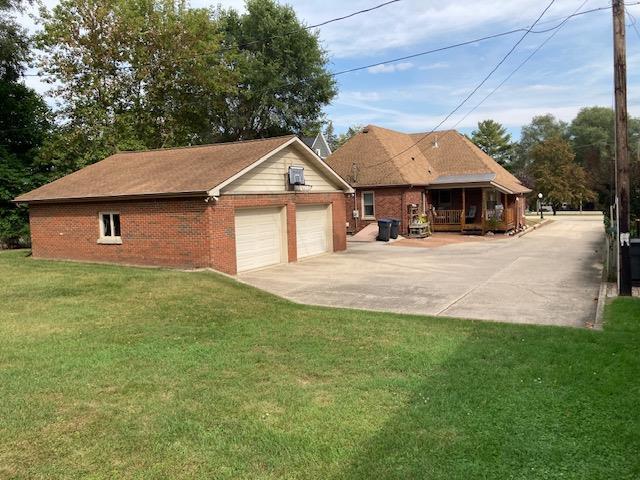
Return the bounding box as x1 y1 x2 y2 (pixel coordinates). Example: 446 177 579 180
461 188 466 231
503 192 507 223
481 188 486 234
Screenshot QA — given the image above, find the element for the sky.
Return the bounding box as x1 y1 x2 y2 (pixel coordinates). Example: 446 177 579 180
16 0 640 139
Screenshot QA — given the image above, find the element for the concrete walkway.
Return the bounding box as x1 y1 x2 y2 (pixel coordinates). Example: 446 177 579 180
239 215 604 327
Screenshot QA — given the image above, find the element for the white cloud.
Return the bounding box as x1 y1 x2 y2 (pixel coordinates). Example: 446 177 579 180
367 62 413 74
419 62 450 71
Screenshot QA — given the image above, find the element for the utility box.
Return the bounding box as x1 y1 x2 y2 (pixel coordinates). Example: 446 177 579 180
631 239 640 282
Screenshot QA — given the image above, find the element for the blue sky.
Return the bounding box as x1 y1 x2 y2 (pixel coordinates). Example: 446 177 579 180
18 0 640 139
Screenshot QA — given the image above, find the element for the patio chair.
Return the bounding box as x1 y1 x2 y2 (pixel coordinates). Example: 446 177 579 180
465 205 476 223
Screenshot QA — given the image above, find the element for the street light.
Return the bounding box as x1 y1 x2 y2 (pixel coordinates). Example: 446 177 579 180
538 192 544 220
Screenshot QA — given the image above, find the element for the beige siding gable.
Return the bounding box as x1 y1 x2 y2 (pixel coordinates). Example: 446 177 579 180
221 144 342 194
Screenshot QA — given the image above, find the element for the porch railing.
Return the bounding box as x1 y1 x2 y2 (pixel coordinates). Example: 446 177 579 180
486 207 516 226
433 209 462 224
505 206 515 226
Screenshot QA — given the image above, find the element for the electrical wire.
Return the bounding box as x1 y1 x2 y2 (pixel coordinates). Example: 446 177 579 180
22 2 640 79
449 0 590 130
22 0 401 77
362 0 557 170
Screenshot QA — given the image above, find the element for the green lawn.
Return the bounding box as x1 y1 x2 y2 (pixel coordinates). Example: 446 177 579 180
1 251 639 479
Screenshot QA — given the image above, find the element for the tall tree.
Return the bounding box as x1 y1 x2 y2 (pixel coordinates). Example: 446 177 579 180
470 119 513 166
217 0 336 140
512 114 569 186
36 0 237 171
0 0 51 246
569 106 640 211
530 136 593 214
323 120 337 151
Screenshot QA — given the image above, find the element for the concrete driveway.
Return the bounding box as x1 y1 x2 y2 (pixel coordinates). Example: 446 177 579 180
239 215 604 327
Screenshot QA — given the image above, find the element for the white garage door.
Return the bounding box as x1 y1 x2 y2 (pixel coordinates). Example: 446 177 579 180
296 204 331 259
235 207 284 272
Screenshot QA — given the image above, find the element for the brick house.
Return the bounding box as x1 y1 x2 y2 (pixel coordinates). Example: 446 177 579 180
15 136 353 274
325 125 530 235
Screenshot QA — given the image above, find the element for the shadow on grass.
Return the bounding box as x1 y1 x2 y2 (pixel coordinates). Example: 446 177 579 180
333 306 640 480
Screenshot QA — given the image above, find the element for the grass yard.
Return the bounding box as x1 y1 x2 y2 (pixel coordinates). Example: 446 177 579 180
1 251 639 479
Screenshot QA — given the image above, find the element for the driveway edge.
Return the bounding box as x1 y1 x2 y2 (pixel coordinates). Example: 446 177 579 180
592 281 608 330
515 218 552 239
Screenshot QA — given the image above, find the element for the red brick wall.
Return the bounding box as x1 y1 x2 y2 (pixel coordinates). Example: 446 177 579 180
28 192 347 275
29 198 212 268
348 187 426 234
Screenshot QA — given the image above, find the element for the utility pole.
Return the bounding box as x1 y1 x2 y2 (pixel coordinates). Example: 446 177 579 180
613 0 632 296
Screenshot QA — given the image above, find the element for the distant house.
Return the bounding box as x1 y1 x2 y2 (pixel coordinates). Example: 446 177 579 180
15 136 353 274
301 131 332 159
326 125 530 235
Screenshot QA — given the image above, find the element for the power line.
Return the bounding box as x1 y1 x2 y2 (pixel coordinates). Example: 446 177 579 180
309 0 400 28
22 2 638 79
9 2 629 136
363 0 557 170
626 10 640 41
22 0 401 78
450 0 590 130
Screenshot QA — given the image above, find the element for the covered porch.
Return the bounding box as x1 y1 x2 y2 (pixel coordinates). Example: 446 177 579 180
429 186 523 234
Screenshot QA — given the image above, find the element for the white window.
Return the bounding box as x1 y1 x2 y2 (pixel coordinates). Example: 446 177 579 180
98 212 122 244
362 191 375 219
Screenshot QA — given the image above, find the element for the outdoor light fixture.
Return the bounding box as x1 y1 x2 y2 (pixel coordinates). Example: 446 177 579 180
538 192 544 220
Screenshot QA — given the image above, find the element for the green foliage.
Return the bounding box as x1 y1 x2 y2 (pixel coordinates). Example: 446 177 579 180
36 0 238 168
470 119 513 166
569 106 640 214
530 136 593 212
323 120 337 150
334 124 364 148
0 83 51 246
512 114 569 184
216 0 336 140
0 0 51 246
35 0 335 169
0 15 28 81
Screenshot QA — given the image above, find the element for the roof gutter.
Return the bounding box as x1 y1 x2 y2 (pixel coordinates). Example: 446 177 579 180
13 190 209 205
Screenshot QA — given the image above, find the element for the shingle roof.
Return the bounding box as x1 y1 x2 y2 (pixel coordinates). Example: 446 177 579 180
300 136 316 148
326 125 530 194
15 135 297 203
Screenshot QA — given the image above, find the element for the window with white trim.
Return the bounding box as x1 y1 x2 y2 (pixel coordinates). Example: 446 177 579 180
362 191 375 219
98 212 122 244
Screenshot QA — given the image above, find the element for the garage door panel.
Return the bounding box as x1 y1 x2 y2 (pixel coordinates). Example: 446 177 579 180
296 204 331 259
235 207 284 272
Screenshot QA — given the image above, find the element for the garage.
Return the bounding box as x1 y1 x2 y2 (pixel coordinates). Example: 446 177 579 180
296 204 331 259
235 207 285 272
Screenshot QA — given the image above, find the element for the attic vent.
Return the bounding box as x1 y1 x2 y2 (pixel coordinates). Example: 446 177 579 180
362 127 369 133
288 165 305 185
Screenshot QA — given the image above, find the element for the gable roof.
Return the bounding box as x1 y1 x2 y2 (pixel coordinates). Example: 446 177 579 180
300 132 332 158
15 136 352 203
326 125 530 194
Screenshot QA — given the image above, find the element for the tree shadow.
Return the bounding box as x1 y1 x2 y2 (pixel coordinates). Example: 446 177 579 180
332 319 639 479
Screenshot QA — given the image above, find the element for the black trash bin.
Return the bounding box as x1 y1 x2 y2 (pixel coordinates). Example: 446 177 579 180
631 239 640 282
377 219 392 242
390 219 401 239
